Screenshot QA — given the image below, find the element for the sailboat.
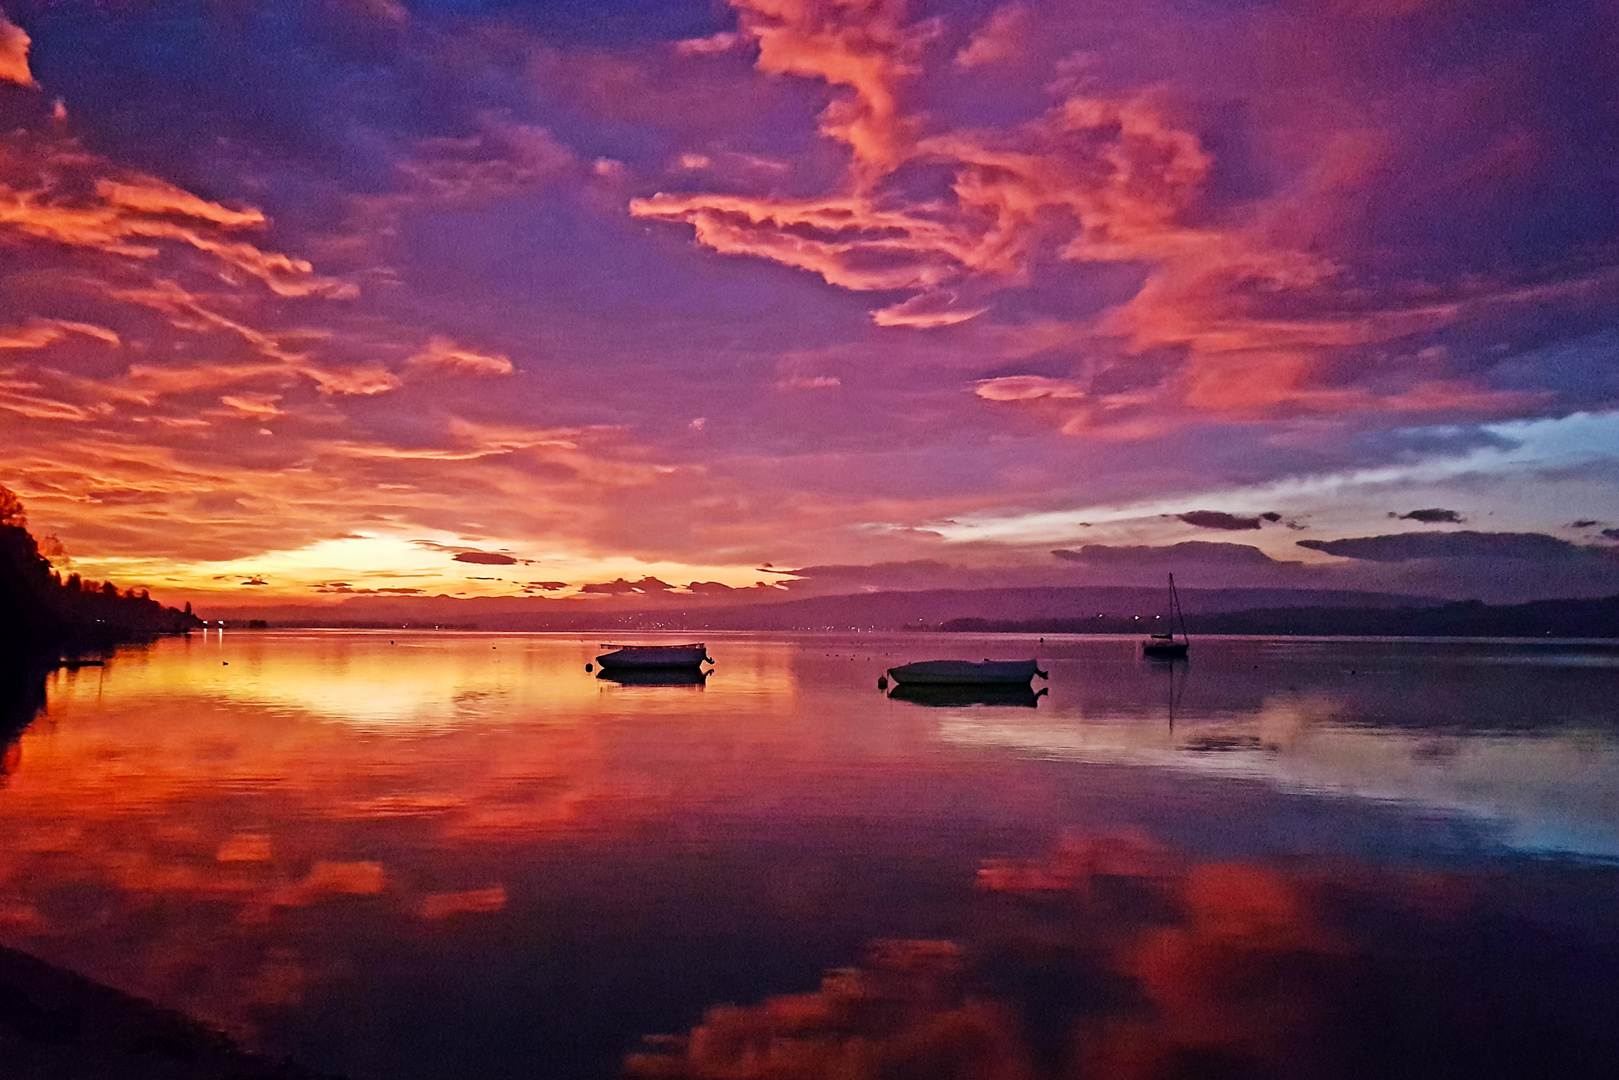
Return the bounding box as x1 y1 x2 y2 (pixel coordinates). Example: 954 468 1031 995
1142 572 1190 659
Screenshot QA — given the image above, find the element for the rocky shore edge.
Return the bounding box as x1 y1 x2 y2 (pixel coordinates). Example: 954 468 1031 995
0 943 343 1079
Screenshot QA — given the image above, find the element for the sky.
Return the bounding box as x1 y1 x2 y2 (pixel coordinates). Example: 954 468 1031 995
1 0 1617 609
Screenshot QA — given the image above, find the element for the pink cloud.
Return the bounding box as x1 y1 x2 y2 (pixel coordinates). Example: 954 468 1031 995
395 118 575 209
778 374 840 390
974 375 1087 403
675 31 741 56
954 4 1030 70
406 336 515 377
631 0 1612 442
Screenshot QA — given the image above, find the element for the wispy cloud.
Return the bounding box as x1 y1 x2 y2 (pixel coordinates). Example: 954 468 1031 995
0 0 1614 605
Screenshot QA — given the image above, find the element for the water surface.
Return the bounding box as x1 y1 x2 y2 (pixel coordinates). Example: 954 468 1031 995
2 632 1616 1079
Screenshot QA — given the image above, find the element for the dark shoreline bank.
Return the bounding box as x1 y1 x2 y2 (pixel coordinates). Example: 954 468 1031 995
0 943 342 1079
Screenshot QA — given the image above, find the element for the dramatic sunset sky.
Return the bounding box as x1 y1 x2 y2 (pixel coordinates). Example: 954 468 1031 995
1 0 1616 608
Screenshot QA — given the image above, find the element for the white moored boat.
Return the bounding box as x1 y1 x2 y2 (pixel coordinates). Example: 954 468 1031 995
595 643 713 670
885 659 1047 686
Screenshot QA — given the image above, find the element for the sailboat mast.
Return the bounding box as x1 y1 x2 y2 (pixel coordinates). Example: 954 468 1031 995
1169 572 1190 643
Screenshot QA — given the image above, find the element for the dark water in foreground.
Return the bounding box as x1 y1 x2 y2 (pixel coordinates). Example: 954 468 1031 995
1 632 1617 1079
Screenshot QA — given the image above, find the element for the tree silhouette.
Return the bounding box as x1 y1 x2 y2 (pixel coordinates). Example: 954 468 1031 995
0 486 24 528
0 485 200 656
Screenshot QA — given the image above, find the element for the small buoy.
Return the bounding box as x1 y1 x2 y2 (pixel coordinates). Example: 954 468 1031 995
877 675 888 689
585 663 593 672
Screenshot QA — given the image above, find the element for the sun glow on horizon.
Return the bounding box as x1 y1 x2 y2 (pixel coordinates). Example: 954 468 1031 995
63 532 788 607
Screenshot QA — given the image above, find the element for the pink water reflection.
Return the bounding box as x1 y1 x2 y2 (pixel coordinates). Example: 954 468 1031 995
0 632 1614 1079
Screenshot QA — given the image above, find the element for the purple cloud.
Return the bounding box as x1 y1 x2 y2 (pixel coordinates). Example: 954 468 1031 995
1298 532 1589 562
1054 543 1282 566
1177 511 1263 532
452 551 519 565
1395 509 1466 524
577 576 675 595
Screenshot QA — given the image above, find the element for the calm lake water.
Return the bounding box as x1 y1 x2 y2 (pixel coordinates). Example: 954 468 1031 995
3 631 1617 1079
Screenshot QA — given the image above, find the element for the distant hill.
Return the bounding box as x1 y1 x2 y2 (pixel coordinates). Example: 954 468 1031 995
215 585 1448 632
206 583 1619 638
942 595 1619 638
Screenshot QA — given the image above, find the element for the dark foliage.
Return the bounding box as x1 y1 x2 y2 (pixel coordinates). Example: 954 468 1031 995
0 508 200 663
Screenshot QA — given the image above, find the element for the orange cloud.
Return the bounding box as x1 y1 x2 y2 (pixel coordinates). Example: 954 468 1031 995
98 178 267 229
733 0 930 177
0 141 351 299
0 318 120 350
629 191 967 293
0 8 34 87
218 393 285 419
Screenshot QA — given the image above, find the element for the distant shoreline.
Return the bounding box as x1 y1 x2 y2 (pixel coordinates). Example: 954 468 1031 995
938 596 1619 639
193 584 1619 638
196 593 1619 639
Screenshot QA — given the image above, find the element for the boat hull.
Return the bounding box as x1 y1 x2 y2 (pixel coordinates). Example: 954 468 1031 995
885 659 1046 686
595 644 712 670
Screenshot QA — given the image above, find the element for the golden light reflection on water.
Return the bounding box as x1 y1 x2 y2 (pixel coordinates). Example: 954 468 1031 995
0 634 812 1039
71 631 796 728
0 634 1614 1078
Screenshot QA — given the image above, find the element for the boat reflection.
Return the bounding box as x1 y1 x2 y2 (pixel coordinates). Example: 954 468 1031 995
888 683 1047 708
596 667 709 688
